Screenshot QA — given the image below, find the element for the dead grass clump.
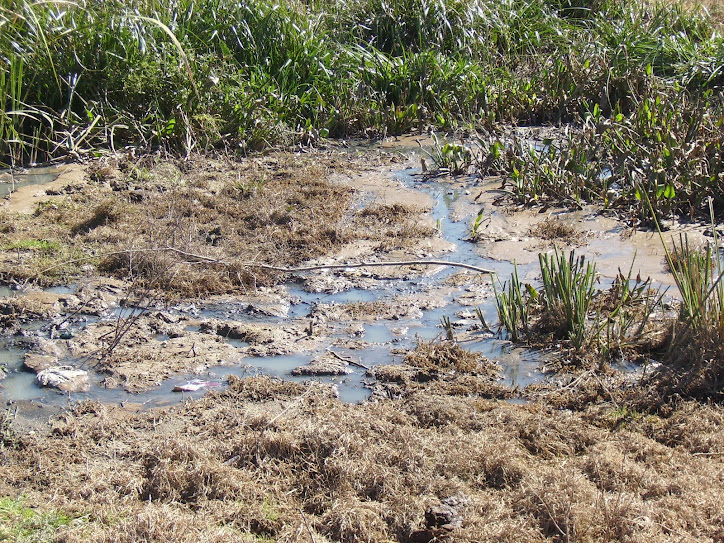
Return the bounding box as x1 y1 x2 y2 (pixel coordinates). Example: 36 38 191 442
98 249 177 288
340 300 391 319
357 203 416 223
514 409 600 459
580 442 649 494
87 160 118 184
353 203 437 250
142 439 241 503
518 470 598 542
405 340 487 374
633 400 724 455
226 374 310 401
371 354 508 400
0 212 16 233
63 504 242 543
528 216 583 243
422 373 511 398
438 432 527 490
72 199 126 235
403 394 467 428
321 498 389 543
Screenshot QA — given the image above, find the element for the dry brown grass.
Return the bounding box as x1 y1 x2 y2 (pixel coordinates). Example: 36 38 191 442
2 374 724 542
0 152 437 295
405 339 489 374
528 216 583 244
678 0 724 24
353 203 437 251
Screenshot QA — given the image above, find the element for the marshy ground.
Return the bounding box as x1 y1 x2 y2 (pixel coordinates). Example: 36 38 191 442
3 0 724 539
1 145 723 542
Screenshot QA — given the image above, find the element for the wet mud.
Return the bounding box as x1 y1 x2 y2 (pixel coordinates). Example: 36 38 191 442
0 143 711 410
1 143 723 543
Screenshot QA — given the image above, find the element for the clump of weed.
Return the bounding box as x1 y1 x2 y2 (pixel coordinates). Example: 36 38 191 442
487 80 724 224
491 249 663 365
659 232 724 399
87 162 117 184
142 439 242 503
405 339 487 374
537 248 597 350
423 136 473 175
1 407 18 450
529 216 582 243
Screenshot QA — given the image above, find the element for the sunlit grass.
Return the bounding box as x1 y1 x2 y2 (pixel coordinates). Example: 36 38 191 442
1 0 722 167
0 497 75 542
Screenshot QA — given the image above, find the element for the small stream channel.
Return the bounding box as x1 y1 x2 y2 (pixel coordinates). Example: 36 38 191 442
1 159 547 408
0 166 60 198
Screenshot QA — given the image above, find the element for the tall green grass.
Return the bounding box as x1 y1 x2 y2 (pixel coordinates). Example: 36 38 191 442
659 213 724 397
1 0 723 166
491 249 661 359
538 248 596 350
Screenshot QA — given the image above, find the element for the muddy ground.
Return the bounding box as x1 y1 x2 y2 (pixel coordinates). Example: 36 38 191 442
0 143 722 542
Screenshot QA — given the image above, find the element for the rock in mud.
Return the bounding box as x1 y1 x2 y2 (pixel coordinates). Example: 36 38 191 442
24 353 58 372
28 337 68 359
36 366 90 392
410 496 466 542
291 354 352 376
305 274 354 294
215 322 248 340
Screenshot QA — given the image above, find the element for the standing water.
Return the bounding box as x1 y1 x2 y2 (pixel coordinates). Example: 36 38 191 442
0 158 545 408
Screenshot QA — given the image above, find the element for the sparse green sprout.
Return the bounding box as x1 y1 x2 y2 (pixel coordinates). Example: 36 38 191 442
470 209 486 241
3 239 60 254
0 497 75 542
440 315 455 341
492 263 531 343
427 137 473 175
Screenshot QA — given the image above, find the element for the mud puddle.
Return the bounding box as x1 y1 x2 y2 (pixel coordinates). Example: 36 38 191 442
0 166 60 198
0 145 692 408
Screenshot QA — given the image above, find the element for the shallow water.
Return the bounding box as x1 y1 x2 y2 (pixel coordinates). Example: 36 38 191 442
0 160 546 407
0 166 59 198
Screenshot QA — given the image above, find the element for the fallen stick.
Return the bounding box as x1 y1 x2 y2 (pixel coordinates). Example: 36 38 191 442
23 246 496 288
254 259 495 275
162 247 496 275
328 349 370 371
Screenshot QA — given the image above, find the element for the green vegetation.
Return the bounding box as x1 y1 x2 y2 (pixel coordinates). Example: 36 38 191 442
490 249 660 358
0 497 74 542
492 262 531 343
661 225 724 398
2 239 60 253
1 407 16 449
491 241 724 398
477 82 724 221
424 135 473 175
538 249 596 350
1 0 722 176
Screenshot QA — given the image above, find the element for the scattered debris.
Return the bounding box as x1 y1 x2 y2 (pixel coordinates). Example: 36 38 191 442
36 366 90 392
172 379 222 393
